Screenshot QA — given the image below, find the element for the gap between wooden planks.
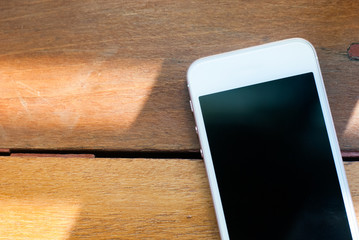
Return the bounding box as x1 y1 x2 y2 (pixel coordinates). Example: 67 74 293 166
1 156 359 239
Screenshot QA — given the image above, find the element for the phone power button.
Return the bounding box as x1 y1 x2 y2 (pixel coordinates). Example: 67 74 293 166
200 149 204 158
189 100 194 112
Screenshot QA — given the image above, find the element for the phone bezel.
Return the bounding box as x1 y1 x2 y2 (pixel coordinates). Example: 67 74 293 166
187 38 359 240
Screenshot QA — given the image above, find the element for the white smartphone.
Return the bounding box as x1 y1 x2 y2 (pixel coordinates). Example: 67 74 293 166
187 38 359 239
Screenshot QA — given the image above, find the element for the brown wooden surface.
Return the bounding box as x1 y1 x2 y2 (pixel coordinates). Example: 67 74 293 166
1 156 359 239
0 156 219 239
0 0 359 151
1 1 359 239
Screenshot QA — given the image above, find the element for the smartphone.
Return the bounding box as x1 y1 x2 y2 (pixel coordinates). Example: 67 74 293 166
187 38 359 240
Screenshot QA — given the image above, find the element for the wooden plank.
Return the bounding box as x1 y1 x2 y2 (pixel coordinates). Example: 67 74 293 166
0 1 359 151
0 156 219 239
343 162 359 224
1 156 359 239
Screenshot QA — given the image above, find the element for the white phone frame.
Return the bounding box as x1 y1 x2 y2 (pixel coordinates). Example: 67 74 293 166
187 38 359 240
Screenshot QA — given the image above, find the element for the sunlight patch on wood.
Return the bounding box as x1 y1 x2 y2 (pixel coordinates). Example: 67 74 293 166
0 56 162 130
0 55 163 148
343 99 359 146
0 198 81 240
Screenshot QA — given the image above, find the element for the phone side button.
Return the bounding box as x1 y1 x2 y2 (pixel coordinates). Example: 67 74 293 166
189 100 194 112
195 126 198 134
200 149 204 158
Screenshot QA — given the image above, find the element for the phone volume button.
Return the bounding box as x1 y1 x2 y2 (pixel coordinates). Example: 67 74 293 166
195 126 198 134
200 149 204 158
189 100 194 112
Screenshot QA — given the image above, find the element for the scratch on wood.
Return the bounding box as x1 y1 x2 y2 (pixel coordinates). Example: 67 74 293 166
347 43 359 60
12 80 32 115
15 81 52 105
13 87 30 114
18 95 29 112
16 81 41 97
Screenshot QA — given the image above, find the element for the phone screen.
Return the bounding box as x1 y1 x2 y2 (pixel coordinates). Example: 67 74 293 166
199 73 352 239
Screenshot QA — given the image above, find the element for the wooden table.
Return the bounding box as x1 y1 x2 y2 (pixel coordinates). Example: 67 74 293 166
1 1 359 239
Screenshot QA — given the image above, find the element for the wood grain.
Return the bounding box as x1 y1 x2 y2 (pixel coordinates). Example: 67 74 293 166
1 156 359 239
0 156 219 239
0 0 359 151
